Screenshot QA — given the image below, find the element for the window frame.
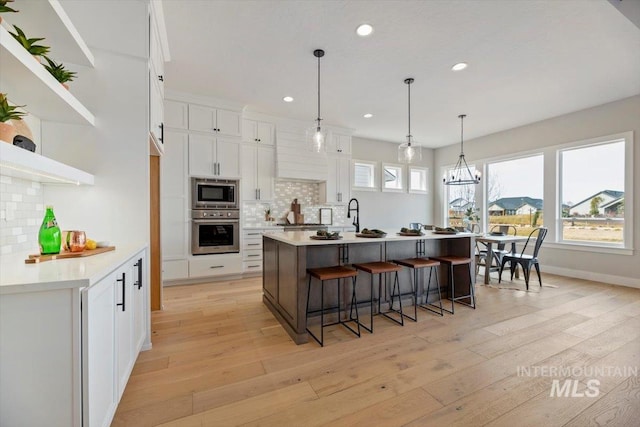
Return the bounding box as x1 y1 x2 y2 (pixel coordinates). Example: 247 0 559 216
381 162 405 193
352 159 378 191
555 132 633 252
409 166 428 194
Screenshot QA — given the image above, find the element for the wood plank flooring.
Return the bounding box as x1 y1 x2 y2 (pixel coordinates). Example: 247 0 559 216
113 273 640 426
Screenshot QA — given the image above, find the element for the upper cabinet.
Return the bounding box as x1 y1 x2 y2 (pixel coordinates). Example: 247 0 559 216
242 119 274 145
164 100 188 130
148 3 167 156
188 104 241 137
327 132 352 155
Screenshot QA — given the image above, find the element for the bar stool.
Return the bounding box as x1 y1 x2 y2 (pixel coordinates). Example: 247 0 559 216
393 258 443 319
429 256 475 314
305 266 360 347
352 261 404 332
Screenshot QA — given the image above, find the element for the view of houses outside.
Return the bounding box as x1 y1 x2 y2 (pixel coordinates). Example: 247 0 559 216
560 141 625 243
446 141 624 244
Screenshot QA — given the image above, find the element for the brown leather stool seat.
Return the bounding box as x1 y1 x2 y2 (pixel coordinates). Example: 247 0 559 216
352 261 404 332
393 258 443 319
430 255 475 314
305 266 360 347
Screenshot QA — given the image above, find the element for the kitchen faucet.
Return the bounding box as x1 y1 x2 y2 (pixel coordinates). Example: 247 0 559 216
347 198 360 232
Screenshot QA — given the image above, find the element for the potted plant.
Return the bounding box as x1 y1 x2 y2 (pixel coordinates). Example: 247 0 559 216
0 93 26 143
463 207 480 232
0 0 18 23
43 56 77 89
9 25 50 62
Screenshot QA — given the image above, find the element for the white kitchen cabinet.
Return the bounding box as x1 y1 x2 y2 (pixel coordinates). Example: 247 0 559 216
241 143 274 201
148 4 165 155
161 131 189 263
320 156 351 204
189 134 240 178
83 271 118 427
1 246 148 427
162 259 189 281
189 254 242 278
328 132 352 155
188 104 241 137
242 119 274 145
165 100 188 130
242 229 265 273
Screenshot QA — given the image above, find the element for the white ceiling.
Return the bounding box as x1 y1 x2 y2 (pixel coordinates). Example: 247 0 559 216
162 0 640 148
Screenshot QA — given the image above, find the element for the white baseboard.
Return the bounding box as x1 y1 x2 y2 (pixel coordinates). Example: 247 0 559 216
543 265 640 289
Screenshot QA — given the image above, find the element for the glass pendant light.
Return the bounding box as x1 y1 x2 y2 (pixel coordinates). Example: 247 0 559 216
307 49 326 153
398 78 422 163
443 114 481 185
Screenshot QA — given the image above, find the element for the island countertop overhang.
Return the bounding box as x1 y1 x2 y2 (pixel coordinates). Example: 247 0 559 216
263 231 475 246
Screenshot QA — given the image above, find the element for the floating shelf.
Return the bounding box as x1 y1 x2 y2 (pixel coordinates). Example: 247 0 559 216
2 0 94 67
0 25 95 125
0 142 94 185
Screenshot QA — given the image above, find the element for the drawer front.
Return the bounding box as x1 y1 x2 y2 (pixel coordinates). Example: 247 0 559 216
189 256 242 278
243 230 264 239
162 259 189 281
243 248 262 261
243 260 263 273
243 238 263 250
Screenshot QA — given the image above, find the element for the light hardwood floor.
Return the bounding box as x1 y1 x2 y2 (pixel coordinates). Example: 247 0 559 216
113 272 640 426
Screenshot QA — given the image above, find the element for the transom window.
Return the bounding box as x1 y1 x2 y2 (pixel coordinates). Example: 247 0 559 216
382 163 404 192
352 160 377 190
409 167 428 194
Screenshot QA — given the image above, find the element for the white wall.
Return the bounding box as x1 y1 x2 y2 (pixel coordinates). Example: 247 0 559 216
351 137 434 230
434 95 640 287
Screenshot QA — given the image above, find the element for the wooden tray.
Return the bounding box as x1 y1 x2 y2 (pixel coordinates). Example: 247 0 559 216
398 232 424 236
25 246 116 264
356 233 387 238
310 235 342 240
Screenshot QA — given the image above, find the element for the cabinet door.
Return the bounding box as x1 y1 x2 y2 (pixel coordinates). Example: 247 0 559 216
132 257 146 354
164 100 188 129
256 122 274 145
188 104 215 132
83 273 117 427
256 145 274 200
216 109 241 137
324 157 339 203
242 119 257 143
149 75 164 145
337 156 351 203
216 138 240 177
241 144 258 201
189 134 215 176
161 131 188 198
115 266 134 396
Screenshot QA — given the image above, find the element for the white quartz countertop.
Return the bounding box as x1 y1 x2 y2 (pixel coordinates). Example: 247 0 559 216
0 243 147 295
263 231 474 246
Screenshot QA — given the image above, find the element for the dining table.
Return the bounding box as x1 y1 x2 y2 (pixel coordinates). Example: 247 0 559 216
475 233 529 284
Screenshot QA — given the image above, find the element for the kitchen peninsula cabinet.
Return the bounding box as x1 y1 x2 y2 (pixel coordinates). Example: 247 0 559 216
0 245 148 427
189 134 240 177
262 232 475 344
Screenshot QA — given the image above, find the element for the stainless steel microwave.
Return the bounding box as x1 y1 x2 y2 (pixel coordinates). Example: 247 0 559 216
192 178 238 209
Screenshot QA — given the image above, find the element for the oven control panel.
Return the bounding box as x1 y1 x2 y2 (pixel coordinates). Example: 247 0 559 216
191 209 240 219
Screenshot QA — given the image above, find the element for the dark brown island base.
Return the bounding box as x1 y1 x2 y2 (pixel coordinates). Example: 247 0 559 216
262 231 477 344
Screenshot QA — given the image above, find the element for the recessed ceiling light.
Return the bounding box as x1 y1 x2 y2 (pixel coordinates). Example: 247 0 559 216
363 113 373 118
356 24 373 37
451 62 468 71
283 96 294 102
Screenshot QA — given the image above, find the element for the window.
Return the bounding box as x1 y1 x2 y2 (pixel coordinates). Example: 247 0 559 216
382 163 404 192
409 167 428 194
444 165 478 228
485 155 544 234
352 160 377 190
559 136 629 247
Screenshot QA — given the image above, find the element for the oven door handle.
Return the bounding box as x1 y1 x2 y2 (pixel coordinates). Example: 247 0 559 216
192 219 240 224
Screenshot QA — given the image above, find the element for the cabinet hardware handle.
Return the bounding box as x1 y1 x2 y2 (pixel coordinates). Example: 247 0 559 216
247 254 260 257
134 258 143 290
158 75 164 82
248 265 260 268
116 273 126 311
159 123 164 143
247 233 260 236
217 162 221 175
247 243 260 246
210 265 224 269
258 189 261 199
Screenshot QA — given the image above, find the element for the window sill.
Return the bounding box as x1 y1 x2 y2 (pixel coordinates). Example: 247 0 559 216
352 186 378 192
545 242 634 256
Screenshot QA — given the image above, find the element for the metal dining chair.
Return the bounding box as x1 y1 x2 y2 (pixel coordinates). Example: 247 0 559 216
498 227 548 290
476 225 517 275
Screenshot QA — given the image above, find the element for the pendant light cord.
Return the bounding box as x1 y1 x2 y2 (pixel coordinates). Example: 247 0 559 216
407 80 411 139
317 53 321 127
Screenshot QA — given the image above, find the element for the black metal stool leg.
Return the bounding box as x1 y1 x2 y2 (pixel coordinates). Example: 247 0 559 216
380 271 404 326
419 266 444 316
442 264 455 314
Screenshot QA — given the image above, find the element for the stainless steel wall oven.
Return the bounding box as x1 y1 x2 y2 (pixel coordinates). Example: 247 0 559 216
191 209 240 255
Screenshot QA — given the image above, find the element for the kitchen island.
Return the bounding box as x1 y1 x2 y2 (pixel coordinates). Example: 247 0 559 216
262 231 475 344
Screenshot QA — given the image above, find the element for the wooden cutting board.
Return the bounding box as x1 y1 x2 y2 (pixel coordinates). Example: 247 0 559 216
25 246 116 264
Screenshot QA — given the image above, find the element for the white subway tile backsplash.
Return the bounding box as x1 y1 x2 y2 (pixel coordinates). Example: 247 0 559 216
0 176 12 184
11 194 23 202
0 176 43 254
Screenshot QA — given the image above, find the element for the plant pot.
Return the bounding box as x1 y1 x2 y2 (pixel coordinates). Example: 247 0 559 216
0 121 17 144
61 83 69 90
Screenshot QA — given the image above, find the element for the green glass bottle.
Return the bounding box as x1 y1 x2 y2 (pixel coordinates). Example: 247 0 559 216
38 205 61 255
